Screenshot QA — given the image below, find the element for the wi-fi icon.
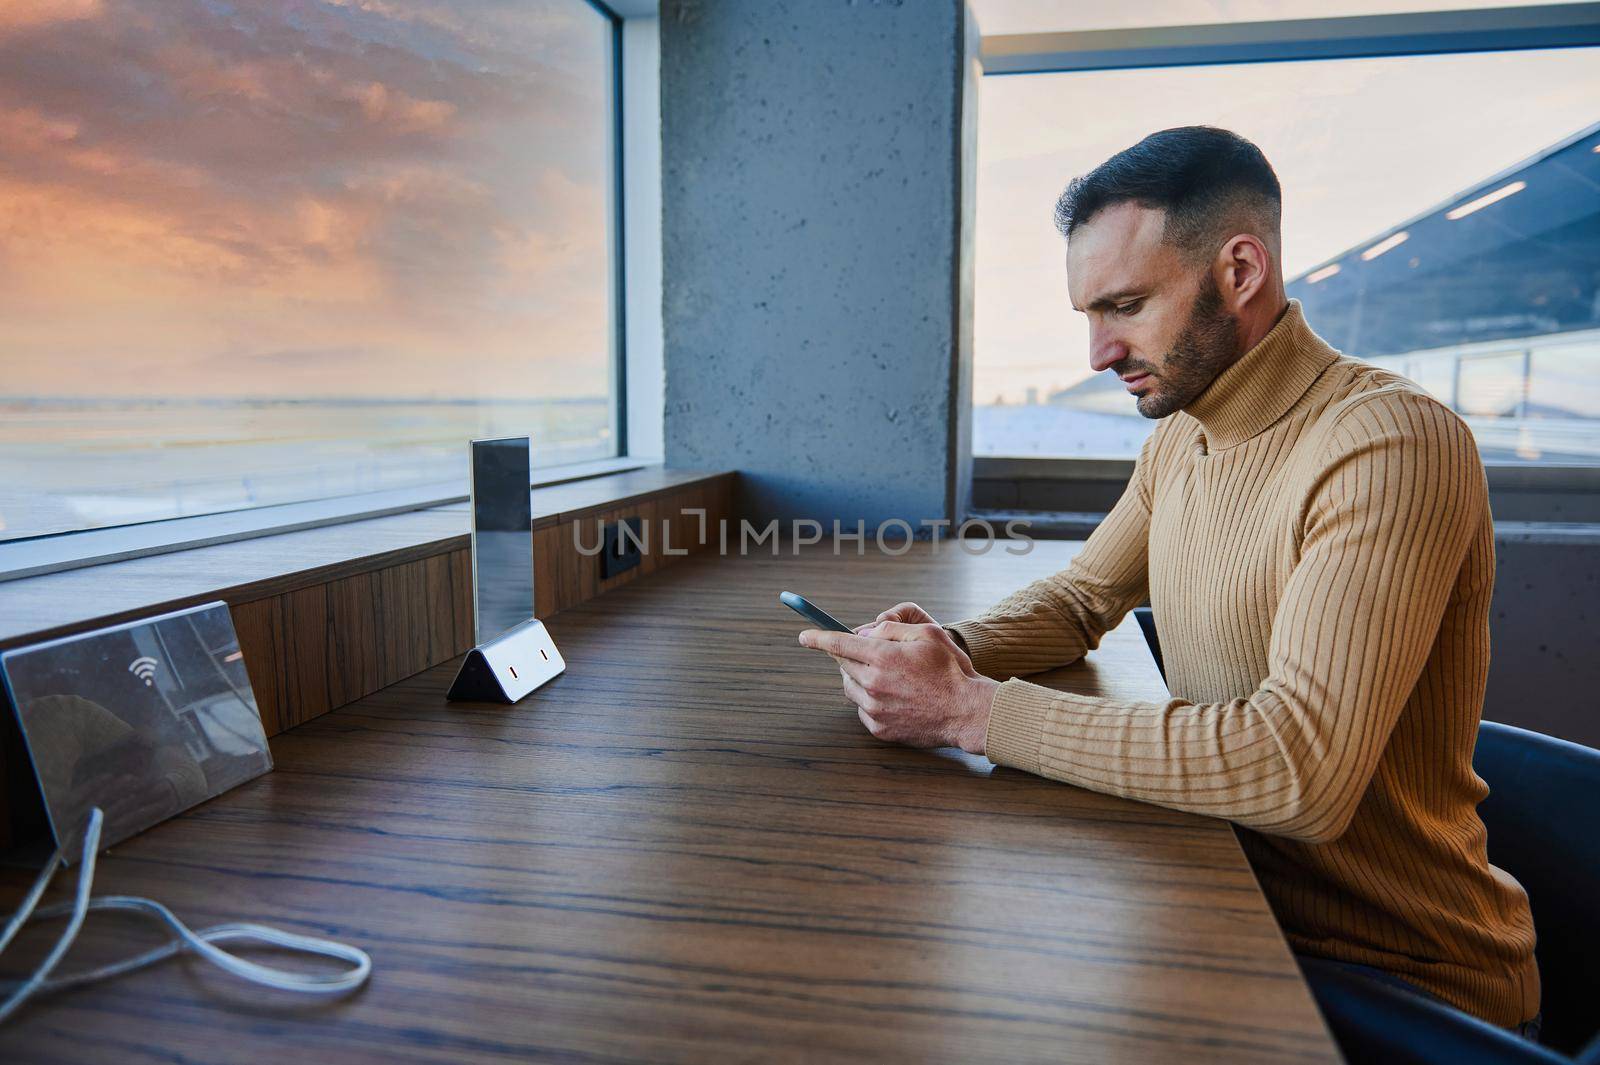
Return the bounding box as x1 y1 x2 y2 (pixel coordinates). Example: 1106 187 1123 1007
128 656 159 686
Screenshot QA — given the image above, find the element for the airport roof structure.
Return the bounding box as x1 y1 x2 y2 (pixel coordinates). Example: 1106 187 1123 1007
1287 121 1600 358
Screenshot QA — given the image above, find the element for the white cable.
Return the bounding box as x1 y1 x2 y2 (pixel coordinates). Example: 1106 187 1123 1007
0 809 100 1025
0 827 65 958
0 807 371 1024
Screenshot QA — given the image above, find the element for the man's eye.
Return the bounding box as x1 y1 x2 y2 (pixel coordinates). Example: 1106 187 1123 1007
1117 300 1144 317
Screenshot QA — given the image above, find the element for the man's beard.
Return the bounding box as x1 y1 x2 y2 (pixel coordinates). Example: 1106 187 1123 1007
1135 274 1240 420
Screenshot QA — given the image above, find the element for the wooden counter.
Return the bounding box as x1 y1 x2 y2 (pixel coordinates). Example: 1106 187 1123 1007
0 542 1339 1063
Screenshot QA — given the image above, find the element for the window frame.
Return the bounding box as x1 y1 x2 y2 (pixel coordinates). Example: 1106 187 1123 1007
980 3 1600 75
1 0 635 581
971 3 1600 496
972 455 1600 528
592 0 630 459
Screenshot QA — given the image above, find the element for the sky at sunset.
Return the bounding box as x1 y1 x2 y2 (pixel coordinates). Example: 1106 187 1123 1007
0 0 612 400
2 1 1594 410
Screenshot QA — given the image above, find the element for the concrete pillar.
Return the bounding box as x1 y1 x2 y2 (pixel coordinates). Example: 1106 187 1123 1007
660 0 977 529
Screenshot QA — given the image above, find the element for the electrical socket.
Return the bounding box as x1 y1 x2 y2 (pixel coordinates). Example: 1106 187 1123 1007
601 516 644 579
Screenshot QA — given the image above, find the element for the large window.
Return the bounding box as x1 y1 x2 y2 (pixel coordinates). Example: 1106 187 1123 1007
972 12 1600 465
0 0 619 544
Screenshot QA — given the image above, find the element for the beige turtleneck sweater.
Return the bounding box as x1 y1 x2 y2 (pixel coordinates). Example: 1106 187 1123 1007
951 300 1539 1027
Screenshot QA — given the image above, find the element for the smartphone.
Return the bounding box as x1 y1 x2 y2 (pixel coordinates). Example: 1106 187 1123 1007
779 591 853 633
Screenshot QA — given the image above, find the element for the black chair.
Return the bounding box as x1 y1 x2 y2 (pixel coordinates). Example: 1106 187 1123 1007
1475 721 1600 1058
1295 724 1600 1064
1132 606 1164 683
1298 957 1575 1065
1130 609 1600 1064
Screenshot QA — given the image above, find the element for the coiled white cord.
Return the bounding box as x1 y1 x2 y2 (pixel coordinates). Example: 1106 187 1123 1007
0 807 371 1024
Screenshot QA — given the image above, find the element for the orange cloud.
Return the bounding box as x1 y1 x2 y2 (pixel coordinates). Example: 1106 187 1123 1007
0 104 78 142
0 0 101 37
0 105 211 187
350 81 457 134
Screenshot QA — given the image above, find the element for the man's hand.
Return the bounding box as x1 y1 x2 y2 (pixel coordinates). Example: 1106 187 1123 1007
799 622 1000 755
855 601 939 632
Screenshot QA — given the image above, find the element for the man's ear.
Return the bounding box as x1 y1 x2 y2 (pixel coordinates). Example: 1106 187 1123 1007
1214 233 1271 311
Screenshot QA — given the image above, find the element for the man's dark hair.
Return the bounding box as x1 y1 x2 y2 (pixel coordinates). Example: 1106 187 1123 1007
1054 126 1282 259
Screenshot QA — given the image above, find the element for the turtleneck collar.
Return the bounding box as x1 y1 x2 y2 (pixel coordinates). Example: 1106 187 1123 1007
1182 299 1339 451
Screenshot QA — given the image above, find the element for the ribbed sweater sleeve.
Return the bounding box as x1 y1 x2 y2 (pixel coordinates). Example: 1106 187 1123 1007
949 433 1154 678
967 391 1486 845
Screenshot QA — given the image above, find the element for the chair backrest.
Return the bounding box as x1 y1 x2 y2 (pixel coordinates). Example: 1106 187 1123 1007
1299 956 1570 1065
1475 720 1600 1057
1132 607 1165 684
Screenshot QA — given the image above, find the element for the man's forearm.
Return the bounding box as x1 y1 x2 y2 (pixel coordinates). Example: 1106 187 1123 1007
951 452 1153 679
978 679 1355 843
947 598 1090 679
947 564 1137 680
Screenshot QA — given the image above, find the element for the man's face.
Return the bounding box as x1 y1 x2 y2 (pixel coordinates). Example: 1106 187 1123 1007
1066 202 1240 419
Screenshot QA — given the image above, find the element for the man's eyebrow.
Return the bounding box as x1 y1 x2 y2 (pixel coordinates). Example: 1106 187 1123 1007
1082 289 1147 312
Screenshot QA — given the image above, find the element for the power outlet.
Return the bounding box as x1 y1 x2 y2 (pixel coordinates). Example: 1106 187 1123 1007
601 516 644 579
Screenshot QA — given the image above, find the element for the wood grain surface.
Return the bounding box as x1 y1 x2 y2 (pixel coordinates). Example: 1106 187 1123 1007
0 541 1339 1064
0 475 734 850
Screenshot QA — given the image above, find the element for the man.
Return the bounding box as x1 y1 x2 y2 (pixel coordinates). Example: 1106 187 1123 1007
799 126 1540 1033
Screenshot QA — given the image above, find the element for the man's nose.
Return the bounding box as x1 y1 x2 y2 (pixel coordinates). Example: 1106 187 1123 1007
1088 326 1126 374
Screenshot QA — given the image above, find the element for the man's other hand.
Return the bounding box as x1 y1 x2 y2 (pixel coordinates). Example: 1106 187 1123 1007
856 601 939 632
798 622 1000 755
